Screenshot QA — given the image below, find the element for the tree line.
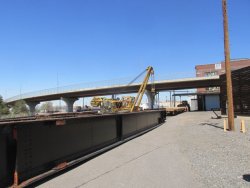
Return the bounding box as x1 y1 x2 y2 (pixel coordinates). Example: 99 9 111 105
0 95 29 117
0 95 55 118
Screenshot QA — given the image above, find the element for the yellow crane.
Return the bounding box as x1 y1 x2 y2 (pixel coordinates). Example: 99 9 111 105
90 66 155 113
130 66 155 112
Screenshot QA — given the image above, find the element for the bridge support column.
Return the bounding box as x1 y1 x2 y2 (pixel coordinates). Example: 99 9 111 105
62 97 78 112
26 101 40 116
145 90 155 109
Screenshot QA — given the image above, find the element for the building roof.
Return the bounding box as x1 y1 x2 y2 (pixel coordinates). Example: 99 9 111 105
195 58 250 69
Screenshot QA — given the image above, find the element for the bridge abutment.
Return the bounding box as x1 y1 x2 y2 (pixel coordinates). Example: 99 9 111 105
62 97 78 112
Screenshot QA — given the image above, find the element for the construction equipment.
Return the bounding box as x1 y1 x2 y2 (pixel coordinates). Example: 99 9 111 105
91 97 105 107
121 96 135 111
99 98 122 113
177 100 190 111
130 66 155 112
90 66 155 113
90 96 135 113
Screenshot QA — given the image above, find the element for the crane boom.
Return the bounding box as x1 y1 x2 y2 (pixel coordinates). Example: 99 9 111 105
130 66 155 112
90 66 155 113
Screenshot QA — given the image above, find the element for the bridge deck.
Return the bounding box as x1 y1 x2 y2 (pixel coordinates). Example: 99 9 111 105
5 76 220 104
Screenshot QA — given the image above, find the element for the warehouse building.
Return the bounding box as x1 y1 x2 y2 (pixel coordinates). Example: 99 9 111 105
194 58 250 111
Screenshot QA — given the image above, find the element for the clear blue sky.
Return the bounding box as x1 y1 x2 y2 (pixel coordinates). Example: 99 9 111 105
0 0 249 99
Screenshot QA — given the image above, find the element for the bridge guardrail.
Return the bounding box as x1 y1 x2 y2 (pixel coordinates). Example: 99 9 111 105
5 72 199 103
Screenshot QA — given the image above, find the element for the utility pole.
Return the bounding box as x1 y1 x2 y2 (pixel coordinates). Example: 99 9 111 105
222 0 235 130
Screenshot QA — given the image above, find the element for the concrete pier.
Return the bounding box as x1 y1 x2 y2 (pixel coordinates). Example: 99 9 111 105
62 97 78 112
26 101 40 115
145 90 155 109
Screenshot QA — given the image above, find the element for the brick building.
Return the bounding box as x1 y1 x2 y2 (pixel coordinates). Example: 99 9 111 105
192 58 250 111
195 58 250 93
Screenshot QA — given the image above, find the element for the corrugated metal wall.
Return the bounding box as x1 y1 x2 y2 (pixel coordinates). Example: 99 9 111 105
220 66 250 115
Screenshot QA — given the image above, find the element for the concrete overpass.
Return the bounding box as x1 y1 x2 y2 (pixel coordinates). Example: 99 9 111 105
5 76 220 114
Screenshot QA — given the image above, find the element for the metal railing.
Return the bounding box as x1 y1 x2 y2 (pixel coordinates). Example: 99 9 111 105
5 72 196 103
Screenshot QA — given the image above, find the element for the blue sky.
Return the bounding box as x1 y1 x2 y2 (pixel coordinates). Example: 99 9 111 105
0 0 249 99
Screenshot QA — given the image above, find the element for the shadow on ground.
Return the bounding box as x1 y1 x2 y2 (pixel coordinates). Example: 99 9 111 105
26 125 161 188
199 122 223 130
243 174 250 182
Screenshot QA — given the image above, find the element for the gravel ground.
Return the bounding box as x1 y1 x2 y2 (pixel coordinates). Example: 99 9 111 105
39 111 250 188
168 112 250 188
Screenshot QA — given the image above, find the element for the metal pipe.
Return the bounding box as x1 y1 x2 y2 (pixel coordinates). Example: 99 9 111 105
173 90 176 107
170 91 172 107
